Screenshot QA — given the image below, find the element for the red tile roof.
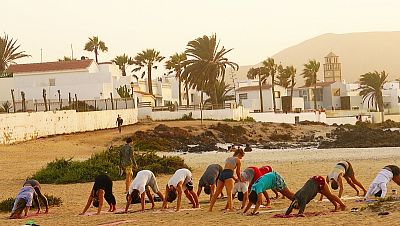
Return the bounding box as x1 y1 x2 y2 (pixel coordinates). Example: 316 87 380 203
6 60 94 74
298 81 335 88
236 84 272 92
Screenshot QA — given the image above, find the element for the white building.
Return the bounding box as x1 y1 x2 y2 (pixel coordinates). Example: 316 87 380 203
2 60 137 102
235 84 287 112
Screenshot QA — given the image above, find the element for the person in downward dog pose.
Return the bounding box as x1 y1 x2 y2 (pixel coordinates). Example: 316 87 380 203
365 165 400 199
9 186 36 219
209 149 245 212
320 161 366 200
243 171 294 215
286 176 346 215
241 165 279 200
197 164 224 201
125 170 165 212
162 168 199 211
80 174 116 215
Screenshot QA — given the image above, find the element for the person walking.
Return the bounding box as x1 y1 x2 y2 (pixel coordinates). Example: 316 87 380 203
116 115 123 133
120 137 135 193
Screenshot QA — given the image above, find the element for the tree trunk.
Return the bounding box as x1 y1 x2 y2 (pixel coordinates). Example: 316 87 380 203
210 80 218 106
177 70 182 106
94 47 98 63
377 90 384 112
147 64 153 95
21 91 26 112
290 82 294 112
122 66 126 76
258 74 264 112
43 89 48 111
313 83 317 110
272 74 276 113
185 81 189 106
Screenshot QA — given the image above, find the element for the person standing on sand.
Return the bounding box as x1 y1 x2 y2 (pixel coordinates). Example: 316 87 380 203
116 115 123 133
80 174 116 215
197 164 224 201
285 176 346 215
320 161 366 200
119 137 135 193
162 168 199 212
365 165 400 199
209 148 245 212
243 171 294 215
124 170 165 212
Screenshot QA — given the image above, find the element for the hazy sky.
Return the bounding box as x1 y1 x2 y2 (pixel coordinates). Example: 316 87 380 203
2 0 400 66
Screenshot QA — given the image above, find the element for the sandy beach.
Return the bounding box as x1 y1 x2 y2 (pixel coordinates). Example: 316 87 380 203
0 121 400 226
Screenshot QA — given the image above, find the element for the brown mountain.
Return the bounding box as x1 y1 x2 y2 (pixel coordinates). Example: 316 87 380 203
231 31 400 86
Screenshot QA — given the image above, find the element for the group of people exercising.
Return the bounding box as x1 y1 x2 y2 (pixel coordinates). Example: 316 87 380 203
9 145 400 218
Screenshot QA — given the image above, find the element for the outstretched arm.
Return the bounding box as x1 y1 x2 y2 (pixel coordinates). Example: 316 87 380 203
80 194 93 215
196 186 202 198
96 190 105 215
338 174 345 198
251 193 263 214
162 185 169 209
32 192 41 213
243 200 252 214
125 195 132 213
141 192 147 211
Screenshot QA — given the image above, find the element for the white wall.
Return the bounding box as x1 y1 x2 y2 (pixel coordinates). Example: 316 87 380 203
149 106 249 121
0 109 138 144
249 111 326 124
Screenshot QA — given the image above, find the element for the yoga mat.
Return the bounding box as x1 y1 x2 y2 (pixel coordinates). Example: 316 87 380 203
257 208 287 214
250 204 270 209
152 208 201 213
318 196 363 202
98 220 136 226
81 209 125 216
273 211 330 218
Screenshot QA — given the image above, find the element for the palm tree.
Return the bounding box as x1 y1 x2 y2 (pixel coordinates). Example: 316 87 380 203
247 67 268 112
359 70 388 112
277 65 297 111
58 56 76 61
84 36 108 63
112 54 134 76
204 80 233 105
263 58 278 112
302 59 320 110
165 52 187 105
181 34 238 105
132 49 164 95
0 34 30 71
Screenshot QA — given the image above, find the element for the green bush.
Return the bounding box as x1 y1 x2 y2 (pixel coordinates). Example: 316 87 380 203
0 195 62 212
32 147 189 184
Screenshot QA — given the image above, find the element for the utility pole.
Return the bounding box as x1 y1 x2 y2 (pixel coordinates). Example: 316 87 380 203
71 44 74 60
230 70 237 106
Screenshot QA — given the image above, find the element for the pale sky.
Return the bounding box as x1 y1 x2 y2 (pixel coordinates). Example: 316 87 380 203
2 0 400 67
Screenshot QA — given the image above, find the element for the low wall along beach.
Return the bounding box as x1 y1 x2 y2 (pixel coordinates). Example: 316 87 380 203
0 109 138 144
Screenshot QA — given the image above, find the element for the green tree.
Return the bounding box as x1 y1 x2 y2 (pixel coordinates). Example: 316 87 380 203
263 58 278 112
84 36 108 63
204 80 233 105
58 56 76 61
301 59 320 110
116 85 132 98
181 34 238 105
165 52 187 105
0 34 30 71
247 67 268 112
132 49 164 95
277 65 297 111
359 70 388 112
112 54 134 76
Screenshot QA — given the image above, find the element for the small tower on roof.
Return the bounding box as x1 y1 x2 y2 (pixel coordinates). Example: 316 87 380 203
323 52 342 82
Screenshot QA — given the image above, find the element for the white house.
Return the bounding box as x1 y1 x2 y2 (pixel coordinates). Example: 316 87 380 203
235 84 286 112
2 60 138 102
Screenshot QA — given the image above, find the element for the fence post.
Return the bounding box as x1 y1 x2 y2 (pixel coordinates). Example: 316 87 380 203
11 89 16 113
58 90 62 110
68 92 71 108
115 99 118 110
94 100 97 111
35 100 38 112
125 98 127 109
105 99 108 110
110 93 114 110
43 89 48 111
21 91 26 112
75 94 78 111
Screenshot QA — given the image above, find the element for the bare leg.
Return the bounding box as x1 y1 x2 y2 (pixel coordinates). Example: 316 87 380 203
348 175 367 196
280 187 294 201
320 183 346 211
225 178 235 211
209 180 225 211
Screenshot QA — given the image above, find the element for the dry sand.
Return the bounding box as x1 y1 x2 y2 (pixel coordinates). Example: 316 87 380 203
0 121 399 226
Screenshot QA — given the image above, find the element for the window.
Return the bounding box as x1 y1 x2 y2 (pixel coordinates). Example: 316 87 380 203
239 93 248 100
49 78 55 86
274 91 281 98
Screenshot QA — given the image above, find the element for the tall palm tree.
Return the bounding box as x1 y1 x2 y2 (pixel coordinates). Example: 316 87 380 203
359 70 388 112
0 34 30 71
204 80 233 105
84 36 108 63
247 67 268 112
302 59 320 110
112 54 134 76
263 58 278 112
277 65 297 111
181 34 238 105
132 49 164 95
165 52 187 105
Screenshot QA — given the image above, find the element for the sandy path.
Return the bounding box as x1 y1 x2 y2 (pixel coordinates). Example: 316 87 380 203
0 121 399 225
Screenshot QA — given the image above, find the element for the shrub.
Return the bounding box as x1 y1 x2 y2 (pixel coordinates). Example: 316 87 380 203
0 195 62 212
32 146 189 184
241 116 256 122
